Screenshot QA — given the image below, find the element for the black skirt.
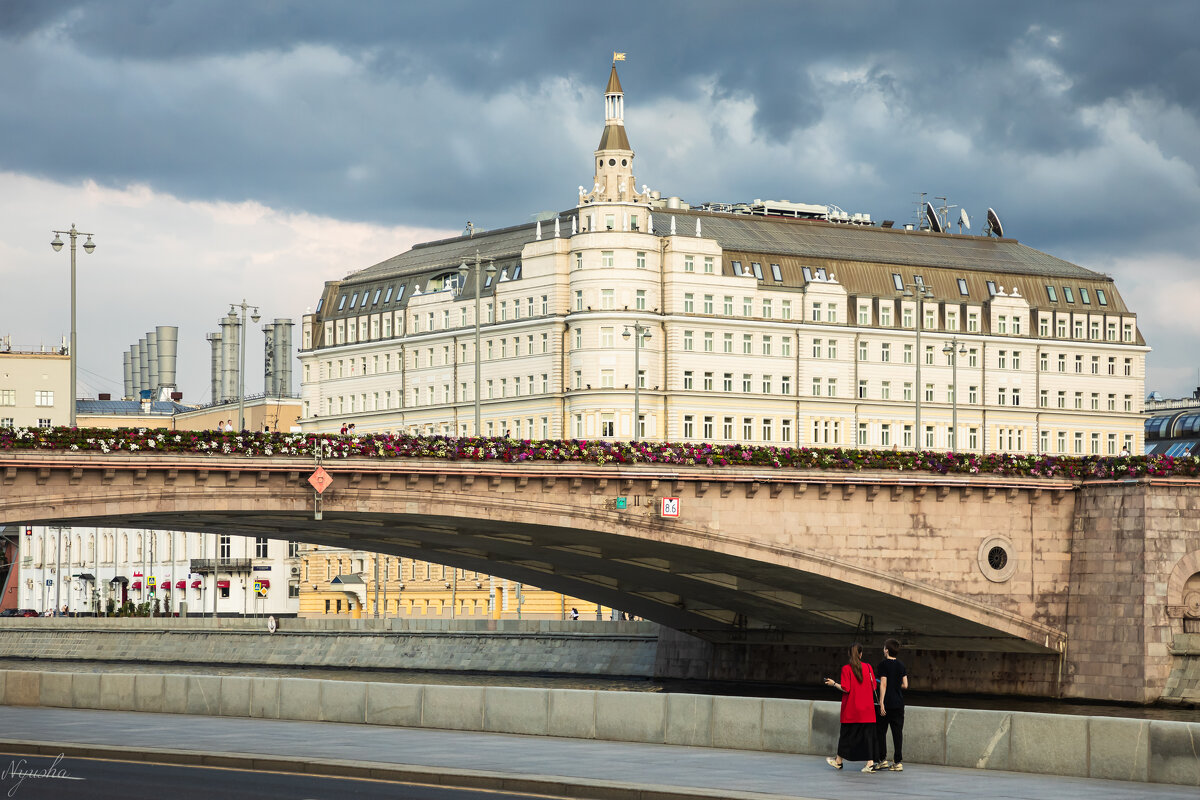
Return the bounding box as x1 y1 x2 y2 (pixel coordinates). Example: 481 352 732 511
837 722 878 762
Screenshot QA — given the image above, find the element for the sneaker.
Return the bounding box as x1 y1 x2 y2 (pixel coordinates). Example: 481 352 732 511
826 757 843 770
862 763 878 773
889 763 903 772
876 760 891 770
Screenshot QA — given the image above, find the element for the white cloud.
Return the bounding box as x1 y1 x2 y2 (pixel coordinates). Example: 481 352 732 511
0 172 453 403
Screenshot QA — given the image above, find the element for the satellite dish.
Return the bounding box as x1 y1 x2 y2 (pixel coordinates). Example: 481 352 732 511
959 208 971 231
925 201 943 233
986 208 1004 238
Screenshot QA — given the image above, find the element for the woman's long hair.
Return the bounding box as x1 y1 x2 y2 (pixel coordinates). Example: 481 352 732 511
848 642 864 682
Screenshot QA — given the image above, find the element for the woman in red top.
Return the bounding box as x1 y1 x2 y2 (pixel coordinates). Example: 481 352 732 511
823 642 879 772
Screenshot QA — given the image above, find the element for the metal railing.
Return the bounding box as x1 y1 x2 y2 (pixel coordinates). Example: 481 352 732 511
189 558 253 574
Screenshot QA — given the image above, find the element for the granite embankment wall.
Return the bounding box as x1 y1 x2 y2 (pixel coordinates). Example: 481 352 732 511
2 666 1197 787
0 618 660 676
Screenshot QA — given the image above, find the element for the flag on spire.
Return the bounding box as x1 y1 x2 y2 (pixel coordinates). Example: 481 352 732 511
613 52 626 63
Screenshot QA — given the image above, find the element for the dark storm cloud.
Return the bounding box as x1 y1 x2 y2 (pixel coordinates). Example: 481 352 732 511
2 0 1199 393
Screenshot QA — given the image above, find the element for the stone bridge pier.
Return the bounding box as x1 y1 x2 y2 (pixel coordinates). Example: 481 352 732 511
2 451 1198 702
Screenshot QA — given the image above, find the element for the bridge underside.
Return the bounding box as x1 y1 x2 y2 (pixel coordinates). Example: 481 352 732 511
61 508 1053 653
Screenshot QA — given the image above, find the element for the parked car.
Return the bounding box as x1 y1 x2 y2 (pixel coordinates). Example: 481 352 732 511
18 609 38 617
0 608 19 617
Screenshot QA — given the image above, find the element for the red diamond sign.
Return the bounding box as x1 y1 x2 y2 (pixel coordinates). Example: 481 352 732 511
308 467 333 494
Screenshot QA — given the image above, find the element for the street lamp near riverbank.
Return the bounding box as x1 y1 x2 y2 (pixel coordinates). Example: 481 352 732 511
459 253 496 436
943 338 967 450
50 224 96 427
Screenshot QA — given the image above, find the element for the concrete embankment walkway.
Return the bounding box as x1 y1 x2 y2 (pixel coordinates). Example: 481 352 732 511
0 706 1194 800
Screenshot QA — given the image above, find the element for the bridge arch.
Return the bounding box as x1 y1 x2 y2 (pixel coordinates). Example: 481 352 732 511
0 453 1072 651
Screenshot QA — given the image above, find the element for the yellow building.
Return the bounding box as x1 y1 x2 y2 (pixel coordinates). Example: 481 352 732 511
298 544 613 620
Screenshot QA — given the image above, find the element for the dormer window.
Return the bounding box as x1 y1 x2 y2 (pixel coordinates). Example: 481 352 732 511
1063 287 1075 303
383 287 393 303
891 273 903 291
751 262 764 280
770 264 782 282
1046 285 1058 302
349 292 359 308
986 281 997 296
511 264 522 279
815 268 827 281
803 267 813 281
499 267 509 281
731 260 742 275
372 289 382 305
957 278 969 296
1096 289 1108 306
1079 288 1091 304
395 285 405 302
316 298 324 312
337 295 347 311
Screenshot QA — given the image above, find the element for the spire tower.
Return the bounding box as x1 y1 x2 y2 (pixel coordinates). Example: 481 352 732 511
580 56 650 206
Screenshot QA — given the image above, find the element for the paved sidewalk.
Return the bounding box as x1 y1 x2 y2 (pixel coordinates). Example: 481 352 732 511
0 706 1194 800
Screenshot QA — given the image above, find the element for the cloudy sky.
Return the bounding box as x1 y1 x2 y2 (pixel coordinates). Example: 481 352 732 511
1 1 1198 402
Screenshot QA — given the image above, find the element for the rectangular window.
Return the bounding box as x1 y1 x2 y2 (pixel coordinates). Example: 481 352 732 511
684 255 694 272
812 338 822 358
723 333 733 353
770 263 782 281
1063 286 1075 303
812 377 821 397
34 390 54 406
684 293 694 313
880 305 892 326
827 340 837 359
762 336 772 356
723 373 733 392
683 371 693 390
1046 285 1058 302
858 379 868 399
704 295 714 314
683 331 694 351
636 290 646 310
704 331 714 352
892 273 904 291
636 251 646 269
967 312 978 332
574 290 583 311
781 375 791 394
827 378 837 397
751 262 763 280
575 252 583 270
1096 289 1108 306
743 334 753 354
811 302 822 322
724 296 734 316
0 390 14 406
880 424 891 447
782 300 792 320
704 256 714 274
743 374 753 393
744 418 754 441
762 375 772 394
601 289 614 309
781 337 791 357
703 416 714 439
744 297 753 317
683 415 694 438
880 343 891 362
880 381 891 400
601 251 614 268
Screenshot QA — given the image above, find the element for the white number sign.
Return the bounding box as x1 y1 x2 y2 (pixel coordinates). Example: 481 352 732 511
660 497 680 517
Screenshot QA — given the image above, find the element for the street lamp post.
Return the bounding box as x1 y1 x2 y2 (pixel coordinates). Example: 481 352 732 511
622 322 651 440
458 253 495 436
943 338 967 450
50 225 96 427
901 283 934 451
229 300 261 430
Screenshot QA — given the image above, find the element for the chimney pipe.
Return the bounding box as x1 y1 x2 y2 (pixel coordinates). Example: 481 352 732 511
275 319 293 397
146 330 160 398
122 351 133 400
155 325 178 394
137 337 150 397
207 332 223 404
130 343 143 398
262 323 276 397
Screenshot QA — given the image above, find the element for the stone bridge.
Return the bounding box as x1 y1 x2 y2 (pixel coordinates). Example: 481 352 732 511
2 450 1198 702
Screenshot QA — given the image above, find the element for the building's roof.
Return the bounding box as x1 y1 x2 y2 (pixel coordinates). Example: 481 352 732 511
597 124 631 152
606 64 622 94
651 210 1104 280
76 399 194 416
344 207 1104 289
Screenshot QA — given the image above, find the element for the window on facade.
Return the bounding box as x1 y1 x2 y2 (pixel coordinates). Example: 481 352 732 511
34 391 54 406
636 252 646 269
770 263 782 281
781 337 791 357
704 256 714 274
751 262 764 280
636 290 646 310
685 255 695 272
601 251 614 268
1096 289 1108 306
892 273 904 291
683 331 693 351
1079 288 1091 304
684 293 694 313
601 289 614 309
858 304 870 325
683 415 694 438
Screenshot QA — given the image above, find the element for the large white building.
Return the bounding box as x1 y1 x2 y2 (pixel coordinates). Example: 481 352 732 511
299 61 1146 455
16 526 300 616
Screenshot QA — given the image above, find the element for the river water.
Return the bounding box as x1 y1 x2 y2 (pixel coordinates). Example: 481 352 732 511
2 658 1195 722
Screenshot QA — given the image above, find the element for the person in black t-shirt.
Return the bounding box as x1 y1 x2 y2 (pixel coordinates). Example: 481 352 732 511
875 638 908 771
